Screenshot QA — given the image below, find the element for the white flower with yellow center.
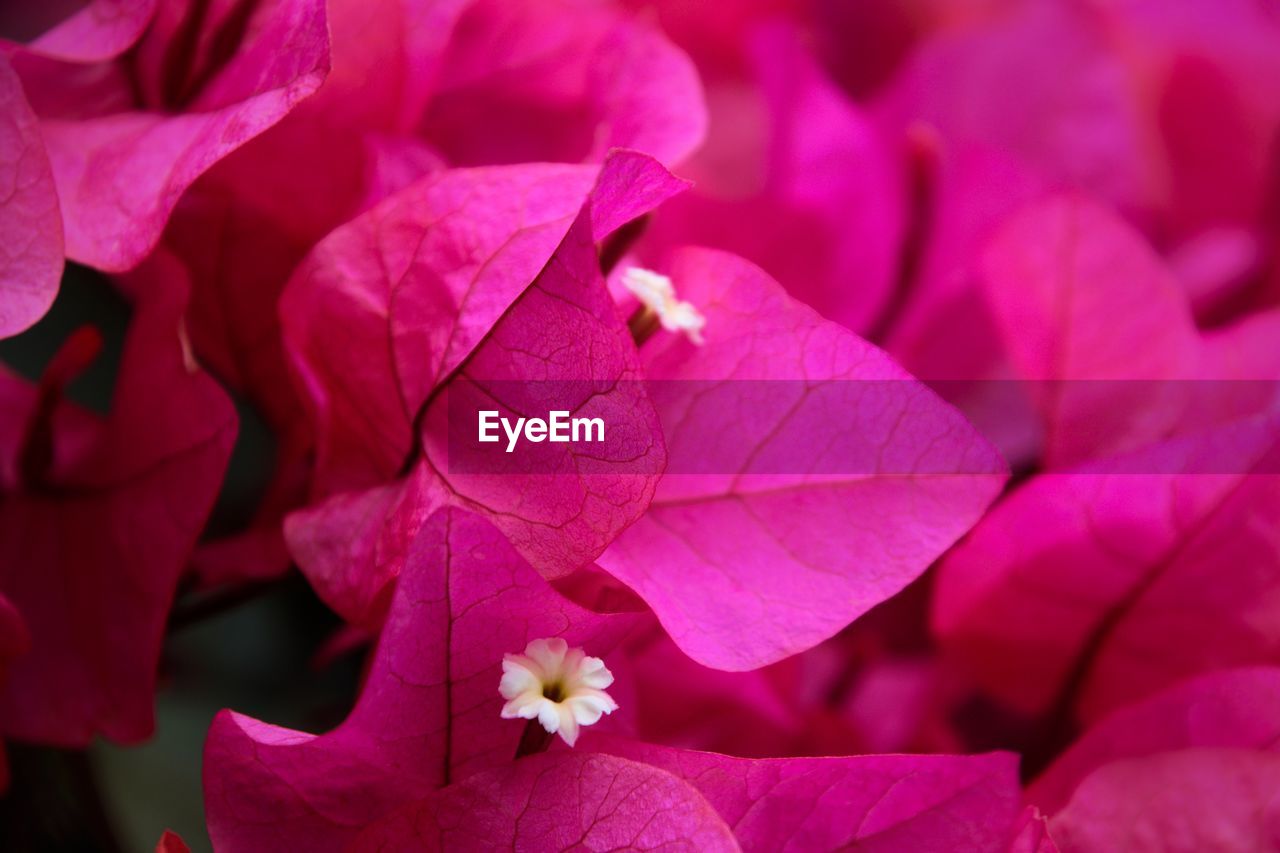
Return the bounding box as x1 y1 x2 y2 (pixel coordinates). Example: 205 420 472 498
621 266 707 344
499 638 617 747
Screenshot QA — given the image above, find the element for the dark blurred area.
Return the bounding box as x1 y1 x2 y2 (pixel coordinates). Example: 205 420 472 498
0 0 87 42
0 268 362 852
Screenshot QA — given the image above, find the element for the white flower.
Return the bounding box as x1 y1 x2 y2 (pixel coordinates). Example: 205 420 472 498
621 266 706 344
499 637 618 747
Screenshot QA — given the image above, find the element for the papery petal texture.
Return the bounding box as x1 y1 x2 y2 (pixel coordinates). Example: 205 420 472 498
0 55 63 338
22 0 157 62
24 0 330 271
285 151 682 624
281 161 600 494
588 736 1022 851
204 508 636 851
598 248 1007 670
348 752 739 853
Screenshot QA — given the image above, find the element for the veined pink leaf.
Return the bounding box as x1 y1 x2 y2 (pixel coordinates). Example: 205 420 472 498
204 508 636 851
348 752 738 852
0 55 63 338
23 0 157 62
285 151 683 624
25 0 330 271
598 248 1007 670
281 160 605 496
588 736 1021 851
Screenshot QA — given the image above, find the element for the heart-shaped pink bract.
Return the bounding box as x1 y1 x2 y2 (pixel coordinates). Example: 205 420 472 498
204 507 637 851
283 150 683 625
598 248 1007 671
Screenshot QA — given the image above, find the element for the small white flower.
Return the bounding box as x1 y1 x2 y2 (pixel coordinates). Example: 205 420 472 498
499 637 617 747
621 266 706 344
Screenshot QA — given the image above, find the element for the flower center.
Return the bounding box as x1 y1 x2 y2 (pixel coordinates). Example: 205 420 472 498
499 637 619 748
621 266 706 346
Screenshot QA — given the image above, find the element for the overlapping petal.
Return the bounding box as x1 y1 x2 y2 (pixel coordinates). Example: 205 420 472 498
283 150 682 624
348 751 739 852
12 0 331 272
0 55 63 338
0 251 236 745
934 416 1280 722
589 737 1021 851
598 248 1007 670
1034 669 1280 851
203 508 639 851
641 23 905 334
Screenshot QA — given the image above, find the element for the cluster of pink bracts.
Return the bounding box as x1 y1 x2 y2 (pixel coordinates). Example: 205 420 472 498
3 0 1280 850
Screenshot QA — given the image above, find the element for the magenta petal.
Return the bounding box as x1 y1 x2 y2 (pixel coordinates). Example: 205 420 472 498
1048 750 1280 851
0 594 29 692
883 144 1050 467
286 152 683 621
1029 667 1280 813
588 737 1021 850
598 248 1006 670
423 0 705 167
281 156 675 496
885 144 1048 377
164 187 311 438
205 508 635 850
978 193 1200 466
282 481 406 625
934 417 1280 721
0 55 63 338
415 179 672 577
0 251 236 745
1008 806 1059 853
645 22 905 334
348 752 737 852
1105 0 1280 238
1035 668 1280 847
24 0 157 62
583 21 707 166
307 0 470 134
748 24 904 333
32 0 330 271
280 160 594 493
153 829 189 853
874 0 1153 213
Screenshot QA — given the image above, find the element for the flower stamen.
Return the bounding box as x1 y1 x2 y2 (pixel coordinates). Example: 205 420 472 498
621 266 706 345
